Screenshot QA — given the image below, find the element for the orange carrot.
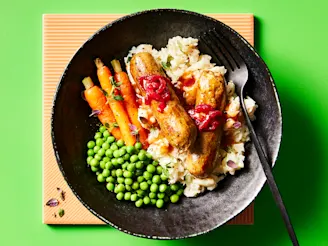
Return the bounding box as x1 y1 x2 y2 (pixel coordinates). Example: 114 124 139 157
111 59 149 148
82 77 121 139
94 58 136 146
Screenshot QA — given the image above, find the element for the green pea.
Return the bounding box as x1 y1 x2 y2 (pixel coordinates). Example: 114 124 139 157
143 171 152 180
96 171 101 175
87 156 93 165
124 178 133 185
102 169 110 178
160 173 168 181
123 171 133 178
116 169 123 177
143 196 150 205
105 162 113 170
96 138 104 147
113 150 119 158
93 145 100 153
106 176 116 183
123 153 130 161
130 193 137 201
107 136 115 143
116 192 124 200
146 164 156 173
87 149 94 156
149 192 156 199
132 182 139 190
150 184 159 193
90 158 99 167
111 170 116 177
122 163 128 170
152 175 161 184
151 199 157 205
177 189 184 196
170 184 179 192
97 174 105 183
124 192 131 201
130 154 139 163
99 125 106 133
117 158 125 165
87 140 96 149
170 194 179 203
102 142 110 150
126 146 135 154
127 163 136 172
156 166 163 174
106 182 115 191
147 180 152 185
138 151 147 161
153 160 159 166
156 199 164 208
110 143 119 151
94 132 102 139
157 193 165 199
146 153 152 160
125 184 132 191
115 139 124 147
117 184 125 193
91 166 99 172
117 177 125 184
102 156 110 162
136 161 144 169
105 149 113 158
114 186 119 194
137 176 144 183
118 148 126 157
94 154 101 161
103 130 110 138
140 182 149 191
159 184 168 193
135 199 143 207
111 158 118 166
99 160 106 169
137 190 145 197
98 148 105 157
135 142 142 150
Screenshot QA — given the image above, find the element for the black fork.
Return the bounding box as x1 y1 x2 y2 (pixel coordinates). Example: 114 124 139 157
201 29 299 246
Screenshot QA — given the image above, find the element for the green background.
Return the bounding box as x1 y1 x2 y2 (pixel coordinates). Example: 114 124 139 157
1 0 327 245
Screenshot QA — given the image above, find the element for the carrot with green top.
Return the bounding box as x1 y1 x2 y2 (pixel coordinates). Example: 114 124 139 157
95 58 136 146
111 59 149 148
82 77 122 139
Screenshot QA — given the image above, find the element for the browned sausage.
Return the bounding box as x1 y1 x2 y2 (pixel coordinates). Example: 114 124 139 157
129 52 197 150
186 70 226 178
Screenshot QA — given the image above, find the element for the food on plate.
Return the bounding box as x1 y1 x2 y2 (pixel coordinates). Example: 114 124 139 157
86 124 184 208
186 71 226 178
129 52 197 150
111 59 149 148
82 77 121 139
95 58 136 146
81 36 258 206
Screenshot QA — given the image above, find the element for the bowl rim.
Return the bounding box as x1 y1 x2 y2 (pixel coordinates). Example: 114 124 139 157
50 8 283 240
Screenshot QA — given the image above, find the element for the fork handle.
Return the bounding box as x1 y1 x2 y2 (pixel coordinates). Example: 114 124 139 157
240 97 299 246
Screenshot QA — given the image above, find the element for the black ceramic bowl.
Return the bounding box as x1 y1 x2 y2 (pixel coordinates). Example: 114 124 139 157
52 9 282 239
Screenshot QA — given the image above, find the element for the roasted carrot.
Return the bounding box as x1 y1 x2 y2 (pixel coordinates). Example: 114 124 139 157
111 59 149 148
82 77 122 139
94 58 136 146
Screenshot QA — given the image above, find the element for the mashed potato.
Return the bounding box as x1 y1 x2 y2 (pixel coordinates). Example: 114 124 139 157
125 36 258 197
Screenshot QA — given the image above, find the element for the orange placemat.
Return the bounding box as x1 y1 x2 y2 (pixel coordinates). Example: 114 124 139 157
43 13 254 225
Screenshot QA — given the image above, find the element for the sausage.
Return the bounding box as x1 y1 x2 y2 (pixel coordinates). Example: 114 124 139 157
129 52 197 150
186 70 226 178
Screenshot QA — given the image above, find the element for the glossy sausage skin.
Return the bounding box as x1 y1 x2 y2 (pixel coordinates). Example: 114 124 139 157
130 52 197 150
186 70 226 178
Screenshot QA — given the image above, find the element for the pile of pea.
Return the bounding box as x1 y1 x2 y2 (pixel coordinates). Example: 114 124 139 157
86 125 184 208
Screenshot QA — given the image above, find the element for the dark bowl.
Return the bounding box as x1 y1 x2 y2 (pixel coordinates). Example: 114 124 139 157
51 9 282 239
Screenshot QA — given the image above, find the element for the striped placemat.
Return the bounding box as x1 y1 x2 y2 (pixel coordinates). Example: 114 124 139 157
43 13 254 225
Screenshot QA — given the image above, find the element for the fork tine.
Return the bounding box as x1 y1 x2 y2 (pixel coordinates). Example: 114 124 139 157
209 30 238 70
212 29 244 68
200 34 230 70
